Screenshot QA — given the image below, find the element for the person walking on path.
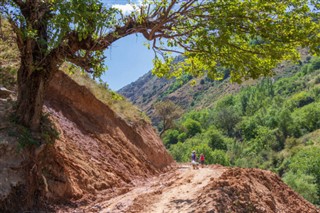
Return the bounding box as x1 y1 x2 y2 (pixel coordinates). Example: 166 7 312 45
191 150 198 169
199 153 205 168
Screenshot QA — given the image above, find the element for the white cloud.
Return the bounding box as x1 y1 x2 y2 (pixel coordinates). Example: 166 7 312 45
111 0 144 15
112 4 134 13
112 4 136 14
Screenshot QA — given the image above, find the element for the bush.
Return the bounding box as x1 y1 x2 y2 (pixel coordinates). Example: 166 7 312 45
169 136 203 162
311 57 320 71
17 127 40 149
301 64 312 75
292 103 320 133
169 142 190 162
236 117 258 141
182 118 202 137
212 106 241 137
287 91 315 109
180 110 209 128
178 132 187 142
205 128 228 151
210 149 230 166
193 143 216 164
162 129 180 148
283 172 319 204
277 108 297 138
234 157 252 168
287 146 320 204
285 137 299 149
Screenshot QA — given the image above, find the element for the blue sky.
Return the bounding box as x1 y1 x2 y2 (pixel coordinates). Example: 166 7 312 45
101 34 154 91
101 35 154 91
100 0 155 91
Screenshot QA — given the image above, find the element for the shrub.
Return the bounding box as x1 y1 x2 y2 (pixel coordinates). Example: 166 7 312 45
17 127 40 149
180 110 209 128
212 106 241 137
277 108 297 138
236 117 258 141
246 126 278 154
292 103 320 133
288 91 315 109
178 132 187 142
182 118 202 137
285 137 299 149
169 142 190 162
311 57 320 71
283 172 319 204
205 128 228 151
162 129 180 148
210 149 230 166
287 146 320 204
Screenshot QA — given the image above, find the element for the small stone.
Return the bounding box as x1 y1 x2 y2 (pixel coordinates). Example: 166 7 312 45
0 87 13 99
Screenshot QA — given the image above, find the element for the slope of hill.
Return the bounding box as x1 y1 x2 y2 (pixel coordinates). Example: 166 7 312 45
118 62 305 127
118 71 174 116
0 70 174 212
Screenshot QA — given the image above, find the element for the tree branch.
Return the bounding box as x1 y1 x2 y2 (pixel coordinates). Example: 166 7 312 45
12 0 24 8
7 18 24 51
53 0 205 68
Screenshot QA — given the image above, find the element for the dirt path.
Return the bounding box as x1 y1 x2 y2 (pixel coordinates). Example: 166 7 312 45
56 164 319 213
145 166 224 213
75 164 225 213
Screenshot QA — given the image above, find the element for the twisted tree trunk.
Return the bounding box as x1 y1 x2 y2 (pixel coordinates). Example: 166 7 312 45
17 66 44 131
16 49 56 132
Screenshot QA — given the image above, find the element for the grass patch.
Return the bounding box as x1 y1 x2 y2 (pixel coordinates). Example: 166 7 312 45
61 63 150 123
0 20 19 89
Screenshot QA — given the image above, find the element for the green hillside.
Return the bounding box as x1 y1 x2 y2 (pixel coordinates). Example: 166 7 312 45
163 58 320 204
119 50 309 124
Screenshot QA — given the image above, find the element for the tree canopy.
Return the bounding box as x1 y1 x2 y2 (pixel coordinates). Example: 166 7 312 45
0 0 319 130
154 100 182 136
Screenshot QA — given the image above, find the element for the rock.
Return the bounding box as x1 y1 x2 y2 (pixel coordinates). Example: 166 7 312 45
0 87 13 99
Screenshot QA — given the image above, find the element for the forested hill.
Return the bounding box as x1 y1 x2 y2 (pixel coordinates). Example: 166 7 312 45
119 52 320 205
118 50 309 124
118 64 243 124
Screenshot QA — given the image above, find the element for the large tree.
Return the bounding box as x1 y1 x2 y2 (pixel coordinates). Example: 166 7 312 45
154 100 182 136
0 0 319 131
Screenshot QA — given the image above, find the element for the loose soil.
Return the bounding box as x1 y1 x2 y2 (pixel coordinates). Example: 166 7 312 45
55 164 319 213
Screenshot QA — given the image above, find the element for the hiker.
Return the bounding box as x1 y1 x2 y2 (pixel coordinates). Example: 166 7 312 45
199 153 205 168
191 150 198 169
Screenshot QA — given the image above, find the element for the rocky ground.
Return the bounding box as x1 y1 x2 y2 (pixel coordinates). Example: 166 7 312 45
54 164 319 213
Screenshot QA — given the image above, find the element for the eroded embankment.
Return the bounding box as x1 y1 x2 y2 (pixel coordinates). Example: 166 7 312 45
0 71 174 212
42 71 174 201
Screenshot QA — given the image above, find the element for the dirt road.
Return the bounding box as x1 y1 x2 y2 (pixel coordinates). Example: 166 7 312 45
56 164 319 213
73 164 225 213
145 165 224 213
